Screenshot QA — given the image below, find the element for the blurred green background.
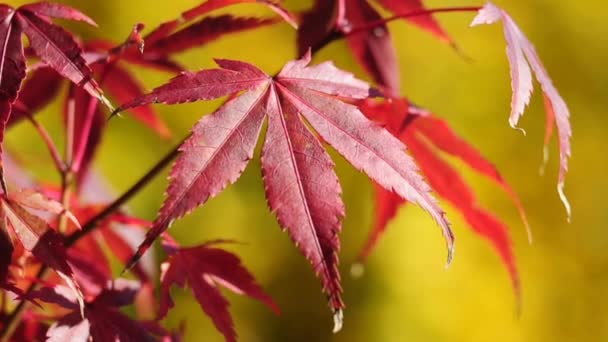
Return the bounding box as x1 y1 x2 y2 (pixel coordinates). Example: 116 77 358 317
6 0 608 341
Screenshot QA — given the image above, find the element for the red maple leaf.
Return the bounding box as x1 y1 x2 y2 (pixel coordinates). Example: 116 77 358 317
113 52 452 329
160 238 278 342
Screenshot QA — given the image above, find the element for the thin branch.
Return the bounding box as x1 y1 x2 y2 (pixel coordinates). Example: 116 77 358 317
66 135 185 246
344 6 481 36
312 6 481 55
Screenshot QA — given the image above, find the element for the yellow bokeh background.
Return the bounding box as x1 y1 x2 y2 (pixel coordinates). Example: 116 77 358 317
6 0 608 341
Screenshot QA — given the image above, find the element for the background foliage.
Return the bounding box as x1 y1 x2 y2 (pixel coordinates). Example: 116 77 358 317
6 0 607 340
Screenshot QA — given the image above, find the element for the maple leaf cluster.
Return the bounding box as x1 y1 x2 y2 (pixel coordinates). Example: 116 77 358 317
0 0 572 341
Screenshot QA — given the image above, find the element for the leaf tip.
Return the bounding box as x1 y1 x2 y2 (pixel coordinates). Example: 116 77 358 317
446 241 455 268
557 181 571 223
509 120 527 136
332 309 343 333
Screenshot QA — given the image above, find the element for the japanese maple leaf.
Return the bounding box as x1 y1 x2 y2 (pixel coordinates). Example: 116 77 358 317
297 0 452 94
0 2 110 191
114 52 452 329
358 98 529 300
40 279 163 341
471 2 572 220
160 239 279 342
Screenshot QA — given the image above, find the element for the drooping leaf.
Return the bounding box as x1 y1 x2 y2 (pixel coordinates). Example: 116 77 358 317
159 242 279 342
471 2 572 219
115 53 452 326
358 98 527 298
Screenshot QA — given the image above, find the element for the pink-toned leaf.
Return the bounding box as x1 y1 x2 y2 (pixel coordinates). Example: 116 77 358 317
16 10 110 108
160 244 279 342
471 2 572 219
117 54 452 328
277 51 371 98
540 94 555 173
103 64 170 137
19 2 97 26
262 88 345 316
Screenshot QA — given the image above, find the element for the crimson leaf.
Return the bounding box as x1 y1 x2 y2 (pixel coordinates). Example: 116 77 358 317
114 52 452 329
160 241 278 342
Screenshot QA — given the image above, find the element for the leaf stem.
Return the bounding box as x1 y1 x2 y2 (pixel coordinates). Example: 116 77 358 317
24 113 66 173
